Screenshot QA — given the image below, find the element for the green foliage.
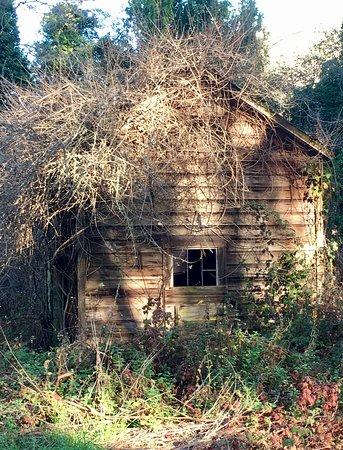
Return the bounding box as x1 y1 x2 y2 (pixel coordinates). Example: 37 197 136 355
287 25 343 238
268 26 342 239
0 344 49 379
2 252 340 422
244 252 312 330
0 431 101 450
232 0 268 70
0 285 341 447
34 1 104 73
125 0 267 72
290 32 343 137
0 0 29 88
126 0 234 37
331 149 343 236
126 0 174 35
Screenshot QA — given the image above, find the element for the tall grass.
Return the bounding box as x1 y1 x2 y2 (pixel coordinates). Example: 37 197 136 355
0 306 341 449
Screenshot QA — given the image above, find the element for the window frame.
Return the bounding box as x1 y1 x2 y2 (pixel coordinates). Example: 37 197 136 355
170 247 219 288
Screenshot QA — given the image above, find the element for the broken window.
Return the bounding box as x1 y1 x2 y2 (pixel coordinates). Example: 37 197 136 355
173 248 217 287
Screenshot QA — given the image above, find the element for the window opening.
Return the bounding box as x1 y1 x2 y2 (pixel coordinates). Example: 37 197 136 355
173 248 217 287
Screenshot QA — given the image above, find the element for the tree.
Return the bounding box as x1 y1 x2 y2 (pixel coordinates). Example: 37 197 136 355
0 0 29 86
34 0 103 73
287 29 341 129
288 26 343 237
125 0 233 37
234 0 265 61
175 0 233 35
125 0 267 73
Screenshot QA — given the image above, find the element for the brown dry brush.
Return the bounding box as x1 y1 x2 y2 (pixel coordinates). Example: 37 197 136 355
0 31 313 340
0 32 292 254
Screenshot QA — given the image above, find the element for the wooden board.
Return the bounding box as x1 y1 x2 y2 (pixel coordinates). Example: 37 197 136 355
79 155 324 337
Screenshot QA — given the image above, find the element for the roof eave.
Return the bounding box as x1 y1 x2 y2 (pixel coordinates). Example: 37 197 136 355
238 93 334 160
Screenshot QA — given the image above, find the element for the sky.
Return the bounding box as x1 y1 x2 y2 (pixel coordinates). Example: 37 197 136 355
17 0 343 65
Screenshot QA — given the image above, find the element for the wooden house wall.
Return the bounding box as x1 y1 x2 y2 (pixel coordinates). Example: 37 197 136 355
78 131 325 338
79 160 323 337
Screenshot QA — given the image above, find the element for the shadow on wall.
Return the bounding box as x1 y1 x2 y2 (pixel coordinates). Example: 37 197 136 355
79 119 316 337
81 173 180 338
84 223 171 338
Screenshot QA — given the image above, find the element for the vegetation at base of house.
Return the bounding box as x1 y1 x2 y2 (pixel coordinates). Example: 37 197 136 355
0 317 341 449
1 254 342 449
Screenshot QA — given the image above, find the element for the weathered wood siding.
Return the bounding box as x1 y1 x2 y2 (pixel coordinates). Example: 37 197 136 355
78 122 325 338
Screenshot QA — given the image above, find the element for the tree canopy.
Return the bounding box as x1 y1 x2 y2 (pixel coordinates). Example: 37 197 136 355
34 0 103 72
285 25 343 236
125 0 267 72
289 28 343 137
0 0 29 86
126 0 233 36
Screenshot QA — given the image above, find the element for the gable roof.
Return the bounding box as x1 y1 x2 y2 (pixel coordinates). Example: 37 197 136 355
228 82 334 160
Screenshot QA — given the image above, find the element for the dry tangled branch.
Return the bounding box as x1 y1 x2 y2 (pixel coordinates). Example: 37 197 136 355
0 31 298 263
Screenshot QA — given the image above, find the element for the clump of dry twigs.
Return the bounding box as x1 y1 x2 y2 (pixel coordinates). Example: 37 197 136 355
0 31 275 261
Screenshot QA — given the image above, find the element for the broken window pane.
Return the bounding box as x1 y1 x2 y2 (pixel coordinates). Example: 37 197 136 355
188 249 202 286
173 250 187 287
202 249 216 270
203 270 217 286
172 248 217 287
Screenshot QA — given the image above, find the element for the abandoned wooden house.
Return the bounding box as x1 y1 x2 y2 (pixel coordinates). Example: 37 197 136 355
72 83 332 338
